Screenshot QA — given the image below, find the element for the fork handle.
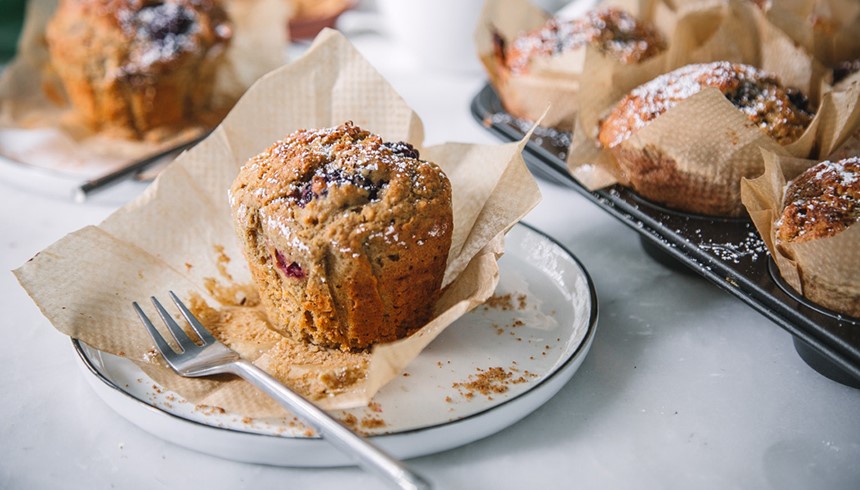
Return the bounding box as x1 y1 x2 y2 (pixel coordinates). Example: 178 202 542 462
227 360 432 490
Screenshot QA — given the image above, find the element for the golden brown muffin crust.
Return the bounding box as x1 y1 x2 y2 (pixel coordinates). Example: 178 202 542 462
776 157 860 244
230 122 453 351
500 7 666 75
598 62 814 149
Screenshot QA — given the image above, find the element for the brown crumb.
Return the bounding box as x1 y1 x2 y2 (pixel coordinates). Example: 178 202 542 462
360 417 386 429
517 294 527 310
241 417 253 425
184 262 193 271
452 366 523 399
444 396 453 403
212 244 233 282
195 404 226 416
340 413 358 430
483 293 514 311
368 402 383 413
512 319 525 328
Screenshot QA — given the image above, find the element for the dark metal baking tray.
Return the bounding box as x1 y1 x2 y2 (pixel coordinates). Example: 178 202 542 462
471 83 860 387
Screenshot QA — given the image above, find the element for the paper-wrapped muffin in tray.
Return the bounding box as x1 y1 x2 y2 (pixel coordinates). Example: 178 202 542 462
741 152 860 318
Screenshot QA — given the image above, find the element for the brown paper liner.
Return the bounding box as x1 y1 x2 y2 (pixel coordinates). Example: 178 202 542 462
764 0 860 67
740 151 860 318
475 0 667 130
13 29 542 414
567 0 860 217
0 0 288 177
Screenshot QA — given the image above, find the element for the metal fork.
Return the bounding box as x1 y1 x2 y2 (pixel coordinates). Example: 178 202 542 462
133 291 431 490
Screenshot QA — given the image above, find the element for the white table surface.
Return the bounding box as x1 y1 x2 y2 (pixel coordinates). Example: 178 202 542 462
2 15 860 490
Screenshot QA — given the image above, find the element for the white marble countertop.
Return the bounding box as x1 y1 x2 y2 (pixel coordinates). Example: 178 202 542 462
2 15 860 490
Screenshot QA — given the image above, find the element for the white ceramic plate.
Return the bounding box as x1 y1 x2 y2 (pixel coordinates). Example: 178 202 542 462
73 222 598 467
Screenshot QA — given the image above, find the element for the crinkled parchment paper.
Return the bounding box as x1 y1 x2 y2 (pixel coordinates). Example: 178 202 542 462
0 0 288 177
567 0 860 216
764 0 860 67
741 150 860 317
14 29 541 414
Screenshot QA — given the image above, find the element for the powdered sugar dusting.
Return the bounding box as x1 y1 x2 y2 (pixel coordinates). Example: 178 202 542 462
504 7 665 74
602 62 813 148
777 157 860 243
118 2 202 73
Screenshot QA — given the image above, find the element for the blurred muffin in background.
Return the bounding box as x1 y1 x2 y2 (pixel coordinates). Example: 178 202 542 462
45 0 232 139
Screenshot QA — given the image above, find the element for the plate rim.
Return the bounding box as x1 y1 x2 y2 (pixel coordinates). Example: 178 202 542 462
71 221 599 443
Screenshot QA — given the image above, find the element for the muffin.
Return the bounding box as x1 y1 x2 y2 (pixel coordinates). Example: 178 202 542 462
598 61 814 216
486 7 666 126
229 122 454 351
773 157 860 317
45 0 232 138
498 8 666 76
776 157 860 245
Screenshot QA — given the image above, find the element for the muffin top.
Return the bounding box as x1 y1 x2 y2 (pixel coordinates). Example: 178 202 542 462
599 62 814 148
776 157 860 244
230 122 452 254
501 7 666 75
48 0 232 76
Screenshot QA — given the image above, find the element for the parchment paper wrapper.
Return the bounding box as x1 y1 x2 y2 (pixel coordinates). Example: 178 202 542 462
740 151 860 317
567 0 860 216
764 0 860 67
475 0 666 130
0 0 288 177
14 29 541 414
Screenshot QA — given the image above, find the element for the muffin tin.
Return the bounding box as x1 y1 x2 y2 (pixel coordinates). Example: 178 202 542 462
471 84 860 387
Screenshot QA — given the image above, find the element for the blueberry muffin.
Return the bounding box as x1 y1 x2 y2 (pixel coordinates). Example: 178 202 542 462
598 62 814 216
45 0 232 138
776 157 860 244
488 7 666 125
229 122 453 351
774 157 860 317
